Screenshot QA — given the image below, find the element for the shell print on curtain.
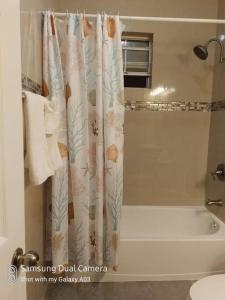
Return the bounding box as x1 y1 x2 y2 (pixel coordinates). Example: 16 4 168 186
43 12 124 271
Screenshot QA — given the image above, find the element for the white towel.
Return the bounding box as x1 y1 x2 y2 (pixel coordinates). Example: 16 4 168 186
23 91 63 185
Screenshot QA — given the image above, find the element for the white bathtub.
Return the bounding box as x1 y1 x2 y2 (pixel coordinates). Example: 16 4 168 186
102 206 225 282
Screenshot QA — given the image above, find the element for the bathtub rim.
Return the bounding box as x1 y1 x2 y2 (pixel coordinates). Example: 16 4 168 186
120 205 225 241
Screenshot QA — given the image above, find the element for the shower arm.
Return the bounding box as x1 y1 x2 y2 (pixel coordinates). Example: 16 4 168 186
205 38 225 63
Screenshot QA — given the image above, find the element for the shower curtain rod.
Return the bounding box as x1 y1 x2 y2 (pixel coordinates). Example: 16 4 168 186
20 11 225 24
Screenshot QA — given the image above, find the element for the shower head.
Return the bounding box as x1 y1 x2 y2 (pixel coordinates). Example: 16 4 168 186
193 35 225 63
193 45 208 60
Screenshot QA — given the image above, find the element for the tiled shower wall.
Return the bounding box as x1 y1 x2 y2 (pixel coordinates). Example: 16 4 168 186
59 0 218 102
57 0 219 206
21 0 224 220
124 111 210 205
206 0 225 220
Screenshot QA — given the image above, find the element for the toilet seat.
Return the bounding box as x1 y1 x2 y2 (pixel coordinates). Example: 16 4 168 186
190 275 225 300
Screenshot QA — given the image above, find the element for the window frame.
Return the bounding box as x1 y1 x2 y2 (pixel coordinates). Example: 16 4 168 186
122 32 153 88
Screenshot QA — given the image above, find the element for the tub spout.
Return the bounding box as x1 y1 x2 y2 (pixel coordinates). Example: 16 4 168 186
206 199 224 206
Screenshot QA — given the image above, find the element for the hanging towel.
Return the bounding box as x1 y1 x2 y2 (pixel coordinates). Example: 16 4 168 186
23 91 63 185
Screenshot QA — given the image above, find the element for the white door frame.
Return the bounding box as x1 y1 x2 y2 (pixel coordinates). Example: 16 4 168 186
0 0 26 299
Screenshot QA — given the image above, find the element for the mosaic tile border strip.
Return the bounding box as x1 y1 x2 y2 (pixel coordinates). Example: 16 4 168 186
22 74 42 95
211 100 225 112
21 75 225 112
125 101 212 112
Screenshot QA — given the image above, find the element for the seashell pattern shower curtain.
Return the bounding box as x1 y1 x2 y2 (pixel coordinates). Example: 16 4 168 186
43 11 124 271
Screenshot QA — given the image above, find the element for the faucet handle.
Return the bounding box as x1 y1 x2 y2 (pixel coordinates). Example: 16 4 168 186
211 170 223 181
206 199 224 206
210 164 225 181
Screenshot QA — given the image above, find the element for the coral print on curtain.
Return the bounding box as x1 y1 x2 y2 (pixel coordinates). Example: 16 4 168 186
43 11 124 271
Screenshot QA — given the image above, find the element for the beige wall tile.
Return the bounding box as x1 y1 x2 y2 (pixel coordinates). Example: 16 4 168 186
207 0 225 222
212 0 225 101
207 111 225 220
58 0 217 19
124 111 210 205
57 0 217 207
59 0 218 101
124 21 216 102
20 0 60 85
58 0 217 207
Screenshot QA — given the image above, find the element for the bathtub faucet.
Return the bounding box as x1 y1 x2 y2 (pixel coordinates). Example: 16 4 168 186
206 199 224 206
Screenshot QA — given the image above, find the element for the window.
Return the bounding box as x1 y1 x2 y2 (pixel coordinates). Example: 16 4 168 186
122 32 153 88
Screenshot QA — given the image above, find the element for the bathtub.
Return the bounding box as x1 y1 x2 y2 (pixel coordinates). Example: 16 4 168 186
102 206 225 282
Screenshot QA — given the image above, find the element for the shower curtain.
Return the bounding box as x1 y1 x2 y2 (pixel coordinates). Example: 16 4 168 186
43 12 124 271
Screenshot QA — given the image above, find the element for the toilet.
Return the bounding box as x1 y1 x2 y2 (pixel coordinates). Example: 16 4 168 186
189 275 225 300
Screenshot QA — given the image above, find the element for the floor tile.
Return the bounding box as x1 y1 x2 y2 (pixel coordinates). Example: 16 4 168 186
45 281 193 300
